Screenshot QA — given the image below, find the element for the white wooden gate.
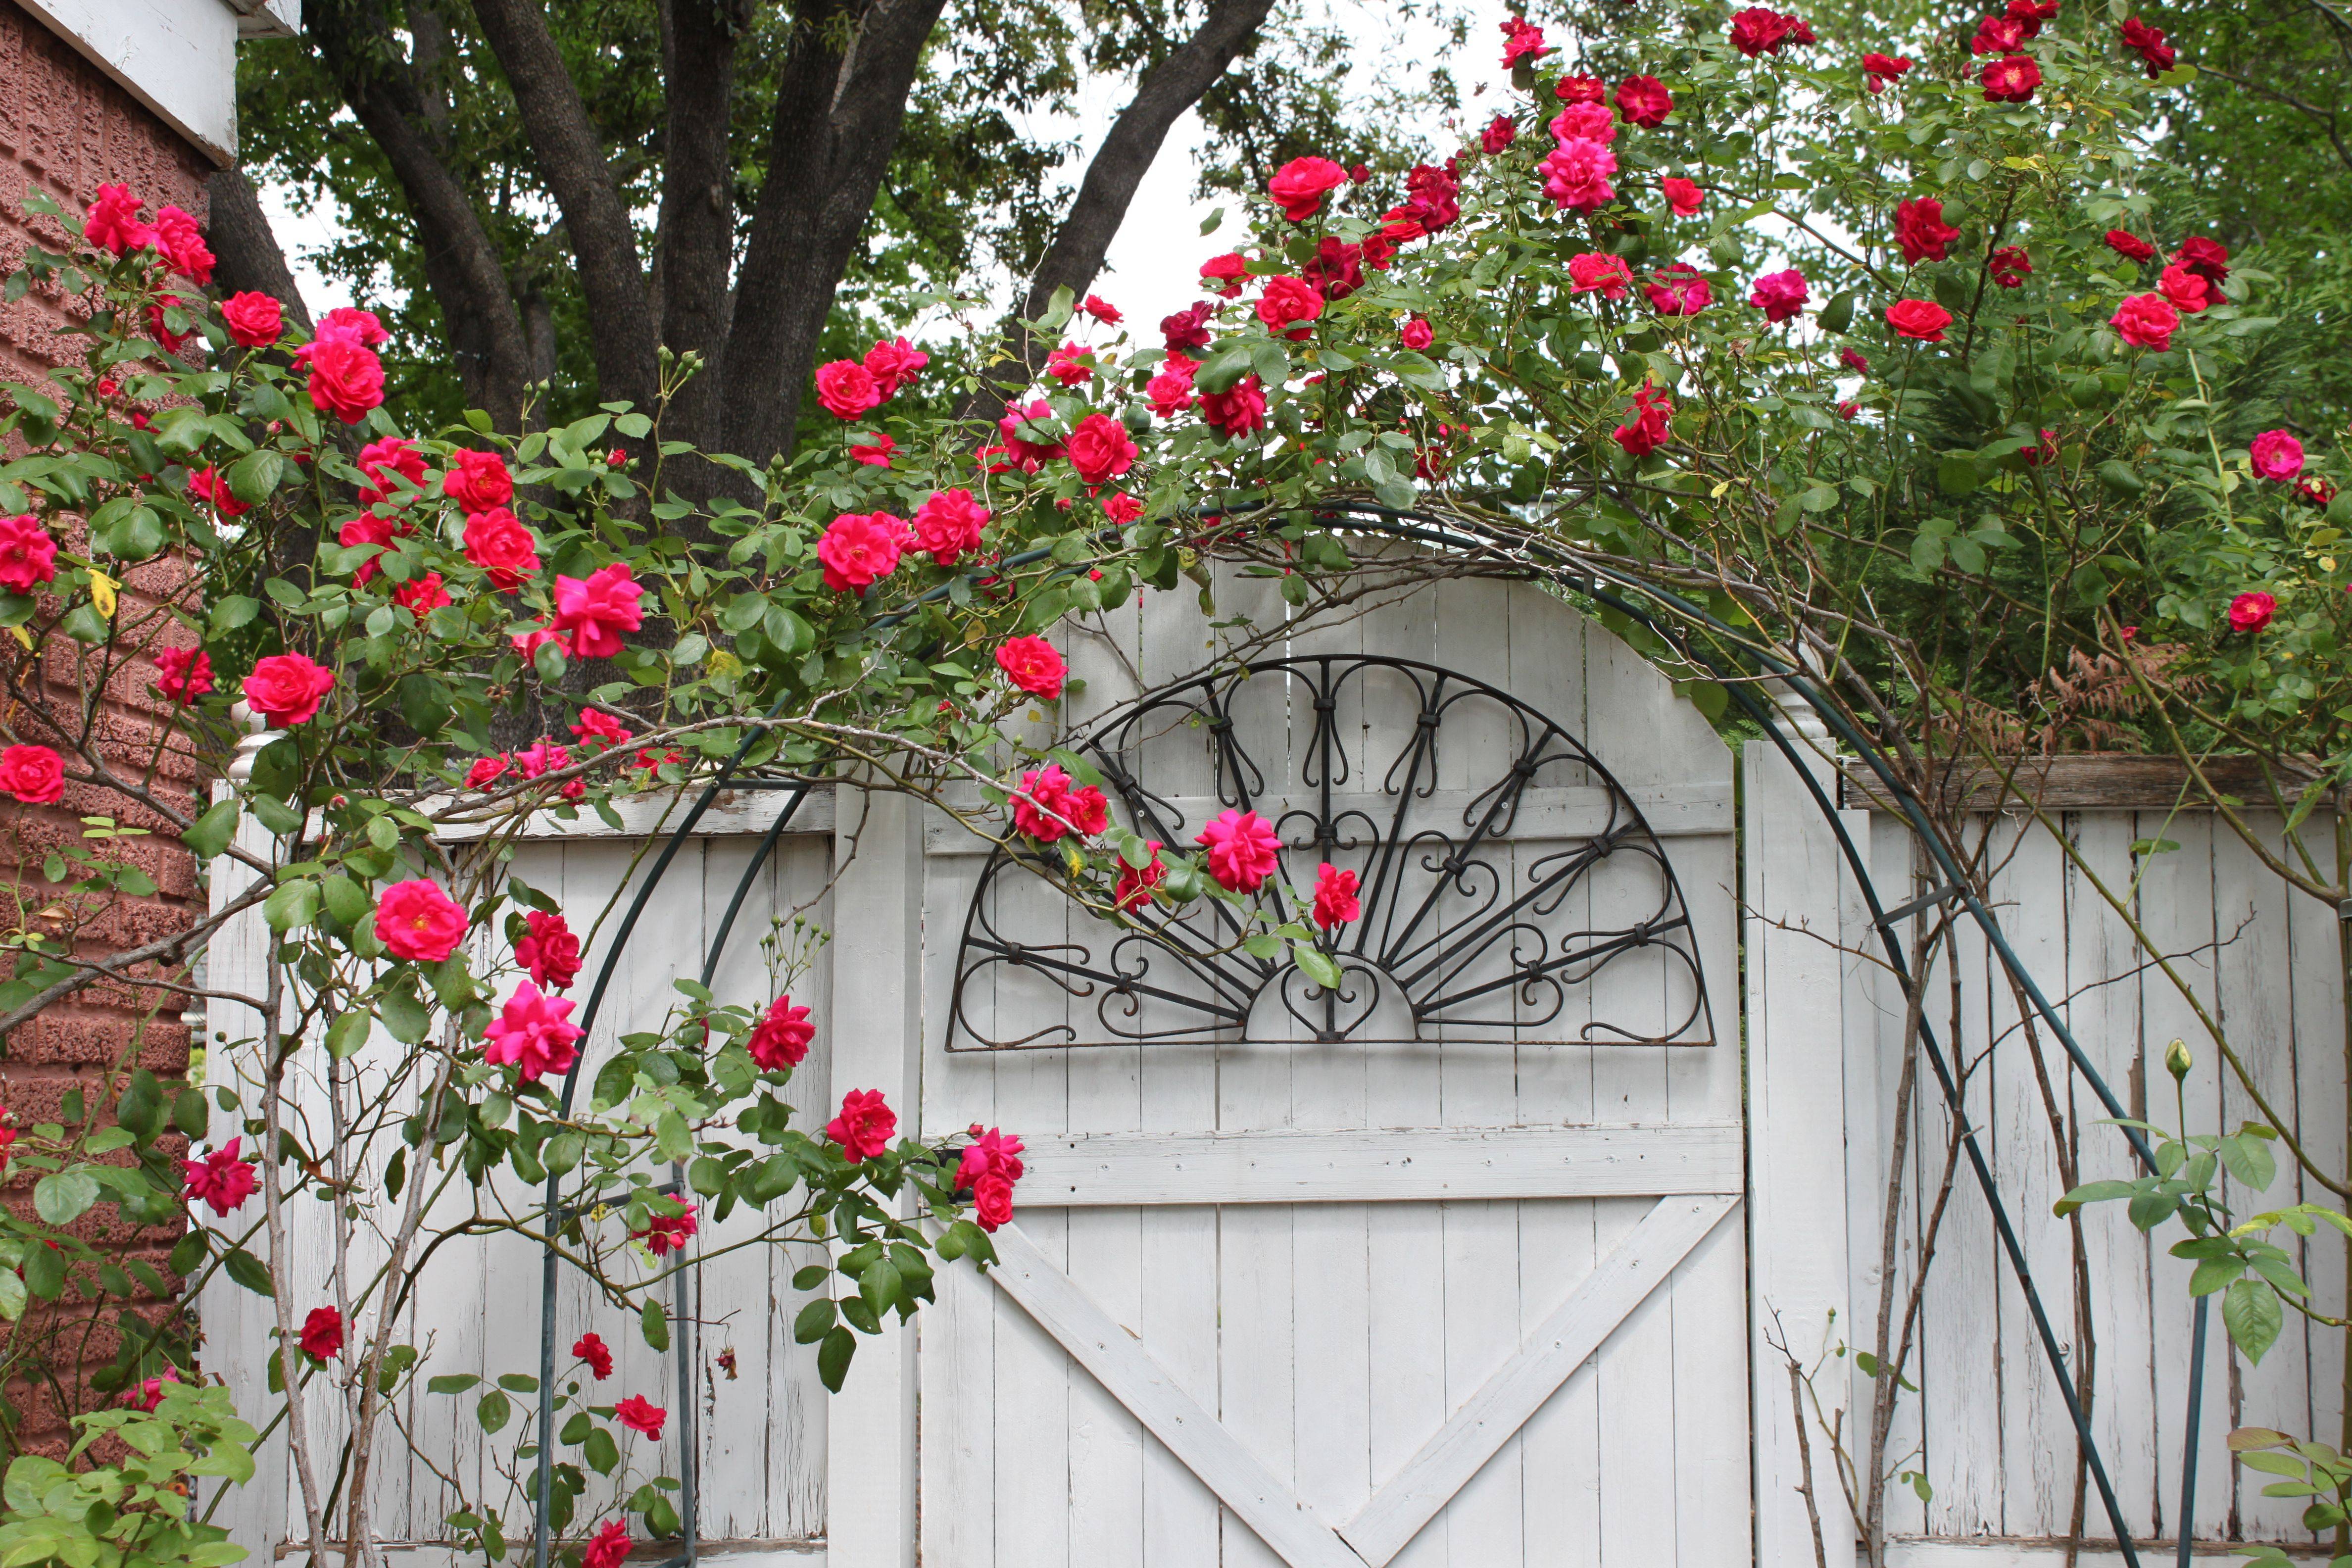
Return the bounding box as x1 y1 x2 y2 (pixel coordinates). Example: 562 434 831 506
908 568 1749 1568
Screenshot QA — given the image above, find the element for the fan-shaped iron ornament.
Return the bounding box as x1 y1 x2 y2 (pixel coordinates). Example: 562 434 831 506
948 654 1714 1050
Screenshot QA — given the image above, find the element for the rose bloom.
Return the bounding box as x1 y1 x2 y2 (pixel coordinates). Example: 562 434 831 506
1066 412 1138 485
574 1333 614 1379
484 980 584 1083
444 449 514 513
2110 293 2180 351
1729 7 1813 56
1661 177 1705 217
1863 52 1912 92
957 1127 1027 1189
818 511 908 593
84 183 152 254
552 563 645 658
1644 264 1711 316
1197 807 1282 892
393 572 452 616
355 437 427 508
584 1523 629 1568
1837 399 1861 420
1200 375 1269 439
515 908 582 990
299 1307 342 1361
1268 156 1349 222
147 294 193 356
1554 73 1605 104
1161 301 1216 349
1841 346 1870 374
1147 353 1199 417
973 1172 1015 1231
748 995 815 1071
2121 15 2175 76
2300 477 2339 507
1613 382 1674 457
1045 342 1093 386
635 1203 697 1257
912 488 990 565
0 745 62 805
1749 268 1808 323
337 514 400 587
814 359 882 420
614 1396 667 1439
572 709 632 748
244 652 337 725
827 1088 898 1162
1549 100 1617 145
1499 14 1550 66
154 205 213 284
864 336 929 396
1886 298 1955 342
998 399 1065 468
1114 842 1167 912
1481 114 1518 153
1104 490 1143 523
1082 294 1122 324
302 334 386 423
1255 275 1324 340
464 507 540 591
1989 246 2033 290
1569 252 1634 300
182 1139 259 1217
2174 237 2230 287
375 878 468 962
1011 764 1107 840
154 645 213 703
0 513 58 591
2229 591 2277 634
221 291 283 348
1200 252 1249 298
996 634 1068 698
1400 316 1434 350
1302 237 1364 301
1312 864 1362 930
2105 229 2156 263
185 466 247 521
468 755 510 789
1894 196 1960 264
2158 262 2209 314
2251 430 2306 482
1972 15 2026 53
1616 75 1672 127
1981 53 2041 102
1540 138 1617 212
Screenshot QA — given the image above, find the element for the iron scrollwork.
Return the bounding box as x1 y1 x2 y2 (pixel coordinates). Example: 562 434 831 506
948 654 1714 1049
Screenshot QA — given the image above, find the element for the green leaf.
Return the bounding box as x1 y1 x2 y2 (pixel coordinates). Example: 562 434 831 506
227 449 284 505
326 1011 372 1060
1936 454 1979 495
427 1373 482 1394
33 1170 98 1226
222 1248 274 1297
817 1326 856 1392
262 880 321 933
583 1427 620 1475
641 1297 670 1352
793 1298 837 1345
182 799 239 859
2224 1277 2284 1365
379 982 430 1045
476 1389 512 1433
1243 931 1282 961
1293 944 1342 990
1816 291 1856 335
0 1269 28 1322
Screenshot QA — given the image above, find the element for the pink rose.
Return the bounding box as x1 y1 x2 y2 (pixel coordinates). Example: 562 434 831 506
515 909 582 991
818 511 908 593
571 709 631 748
1312 863 1361 929
998 399 1065 469
1011 764 1107 840
1568 252 1634 300
303 335 386 424
444 449 514 513
748 995 815 1071
1045 343 1093 387
814 359 883 421
154 646 212 703
1195 807 1281 892
1199 253 1249 298
1400 316 1434 350
1615 75 1672 127
243 652 337 725
2229 591 2276 634
1199 375 1268 439
827 1088 898 1162
956 1126 1027 1190
1661 177 1704 216
551 563 646 659
1255 274 1323 340
1499 15 1551 67
635 1203 697 1256
357 437 427 508
972 1172 1015 1231
1749 268 1809 323
2158 262 2209 314
1548 101 1617 146
1082 294 1122 324
1066 412 1138 486
584 1524 629 1568
483 980 583 1083
996 635 1067 698
2110 293 2180 351
1980 52 2041 102
1540 138 1617 212
1644 264 1712 316
376 879 468 962
83 184 152 255
0 745 64 805
912 489 990 565
1267 156 1348 222
2251 431 2306 482
1886 298 1955 342
153 205 213 284
864 336 929 397
1113 842 1166 911
181 1139 258 1217
1147 354 1199 419
614 1395 666 1438
463 507 540 591
321 306 390 346
222 292 283 348
0 514 58 592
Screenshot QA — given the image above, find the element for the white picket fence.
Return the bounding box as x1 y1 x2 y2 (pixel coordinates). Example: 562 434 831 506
196 568 2346 1568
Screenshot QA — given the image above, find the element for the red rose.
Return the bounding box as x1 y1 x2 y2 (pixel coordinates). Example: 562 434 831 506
463 507 539 591
1980 52 2041 102
1498 16 1552 68
243 652 337 726
2229 591 2276 634
826 1088 898 1162
1971 15 2026 54
1199 252 1249 298
1082 294 1121 323
615 1395 667 1438
322 306 390 346
814 359 882 420
1615 75 1672 127
818 511 907 594
1160 301 1216 350
221 291 283 348
1555 74 1605 104
1481 114 1517 153
0 514 58 592
1885 298 1955 342
303 335 385 423
1612 382 1674 457
573 1332 614 1379
515 909 582 991
1569 252 1634 300
1312 863 1361 929
393 572 451 615
1643 263 1711 316
154 205 213 284
2104 229 2156 263
584 1523 629 1568
2109 293 2179 351
995 635 1067 699
2173 237 2229 287
551 563 646 659
1302 238 1364 301
1989 245 2033 289
1196 807 1281 892
357 436 427 508
1065 411 1138 486
1045 342 1093 386
1103 490 1142 523
1199 375 1268 439
912 488 990 565
1661 178 1704 217
1748 268 1808 323
1894 196 1959 264
634 1203 697 1257
972 1172 1015 1231
299 1306 343 1361
1267 156 1349 222
864 336 928 397
181 1139 258 1217
1011 764 1106 840
1400 316 1434 350
83 184 152 255
1862 52 1912 92
1255 274 1323 340
444 449 514 513
148 295 192 356
2120 15 2176 76
376 879 468 963
0 745 64 805
1147 358 1198 419
998 399 1065 468
1113 842 1166 912
153 645 212 703
747 995 814 1070
2158 262 2209 314
1729 7 1812 56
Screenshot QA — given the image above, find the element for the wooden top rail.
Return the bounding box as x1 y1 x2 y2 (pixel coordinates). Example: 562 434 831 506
1838 754 2336 815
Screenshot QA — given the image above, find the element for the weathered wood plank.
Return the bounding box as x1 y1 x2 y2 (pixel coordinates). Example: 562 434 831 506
1838 755 2332 815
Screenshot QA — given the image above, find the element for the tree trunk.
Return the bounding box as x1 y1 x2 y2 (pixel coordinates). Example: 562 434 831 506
203 169 313 333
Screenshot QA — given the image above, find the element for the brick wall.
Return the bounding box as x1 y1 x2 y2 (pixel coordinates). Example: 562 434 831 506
0 0 214 1458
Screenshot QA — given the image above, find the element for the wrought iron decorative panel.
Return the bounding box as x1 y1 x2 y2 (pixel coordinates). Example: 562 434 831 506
948 654 1714 1049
